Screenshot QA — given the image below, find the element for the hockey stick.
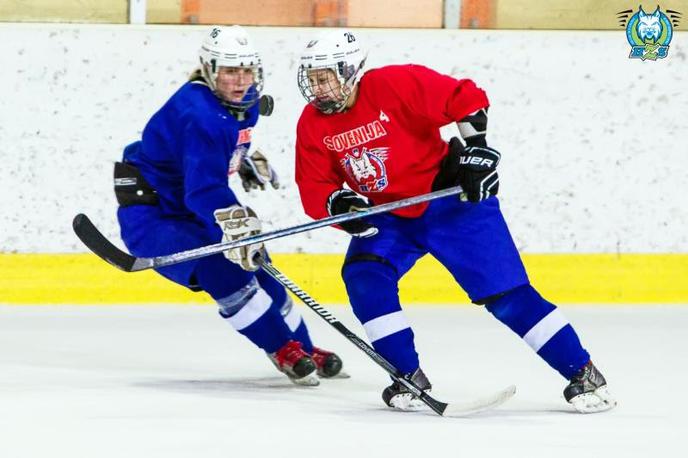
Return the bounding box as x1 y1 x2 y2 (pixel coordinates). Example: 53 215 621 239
72 185 463 272
256 254 517 417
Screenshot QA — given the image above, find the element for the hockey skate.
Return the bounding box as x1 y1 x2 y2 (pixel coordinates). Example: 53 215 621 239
311 346 349 378
564 360 616 413
268 340 319 386
382 368 432 411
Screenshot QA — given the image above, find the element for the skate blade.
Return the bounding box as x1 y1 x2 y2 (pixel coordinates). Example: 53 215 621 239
319 370 351 379
290 372 320 386
570 386 617 413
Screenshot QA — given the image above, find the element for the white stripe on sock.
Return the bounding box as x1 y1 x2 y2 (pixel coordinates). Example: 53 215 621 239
225 288 271 331
283 304 303 332
363 310 410 343
523 309 568 352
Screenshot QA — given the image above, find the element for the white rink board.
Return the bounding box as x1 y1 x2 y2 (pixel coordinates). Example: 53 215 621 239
1 24 687 254
0 304 685 458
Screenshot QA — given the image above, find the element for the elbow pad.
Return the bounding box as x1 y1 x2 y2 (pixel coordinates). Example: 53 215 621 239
457 108 488 147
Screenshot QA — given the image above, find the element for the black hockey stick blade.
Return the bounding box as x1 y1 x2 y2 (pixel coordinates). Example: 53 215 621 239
72 214 152 272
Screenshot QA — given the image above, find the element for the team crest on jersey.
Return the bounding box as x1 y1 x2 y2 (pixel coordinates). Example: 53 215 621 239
341 147 389 192
237 128 252 145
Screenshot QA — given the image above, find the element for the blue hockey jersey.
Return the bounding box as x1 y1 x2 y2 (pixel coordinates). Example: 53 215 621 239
122 80 259 226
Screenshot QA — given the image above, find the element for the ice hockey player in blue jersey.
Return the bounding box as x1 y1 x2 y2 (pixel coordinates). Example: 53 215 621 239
114 25 343 386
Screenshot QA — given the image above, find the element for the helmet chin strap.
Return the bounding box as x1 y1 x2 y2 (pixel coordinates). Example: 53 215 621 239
329 58 364 113
331 79 358 113
224 103 248 120
317 71 359 114
200 63 218 92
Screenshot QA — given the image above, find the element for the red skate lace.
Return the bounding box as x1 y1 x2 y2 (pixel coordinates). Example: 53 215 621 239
310 347 332 369
274 340 307 368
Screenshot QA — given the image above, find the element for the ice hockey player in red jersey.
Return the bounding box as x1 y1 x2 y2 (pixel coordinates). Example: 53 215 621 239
293 29 616 413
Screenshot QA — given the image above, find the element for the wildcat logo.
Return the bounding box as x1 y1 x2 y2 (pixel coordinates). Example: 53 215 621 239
617 6 681 60
341 147 390 192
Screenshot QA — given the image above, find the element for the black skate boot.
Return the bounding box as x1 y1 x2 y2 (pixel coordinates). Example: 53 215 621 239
311 346 347 378
268 340 319 386
564 360 616 413
382 368 432 410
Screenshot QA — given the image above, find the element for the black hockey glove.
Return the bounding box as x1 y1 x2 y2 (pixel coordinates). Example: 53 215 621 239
432 137 500 203
327 189 378 238
238 150 279 192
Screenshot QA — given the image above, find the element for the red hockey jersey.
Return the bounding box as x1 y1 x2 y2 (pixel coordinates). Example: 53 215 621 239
295 64 489 220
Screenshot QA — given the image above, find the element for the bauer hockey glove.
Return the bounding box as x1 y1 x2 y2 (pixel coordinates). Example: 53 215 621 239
432 137 500 203
239 150 280 192
213 205 265 271
327 189 379 238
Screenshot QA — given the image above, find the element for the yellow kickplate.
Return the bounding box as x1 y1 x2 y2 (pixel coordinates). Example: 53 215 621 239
0 253 686 305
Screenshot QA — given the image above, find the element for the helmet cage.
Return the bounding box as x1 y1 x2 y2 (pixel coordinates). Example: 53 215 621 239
198 27 264 111
200 60 264 111
297 57 365 114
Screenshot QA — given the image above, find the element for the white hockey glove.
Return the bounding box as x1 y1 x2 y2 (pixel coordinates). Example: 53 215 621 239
239 150 280 192
213 205 264 271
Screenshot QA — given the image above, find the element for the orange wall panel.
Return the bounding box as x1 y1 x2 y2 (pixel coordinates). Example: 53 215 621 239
184 0 314 26
347 0 442 28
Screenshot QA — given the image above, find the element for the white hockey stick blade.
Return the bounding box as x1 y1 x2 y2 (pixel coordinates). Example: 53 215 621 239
442 384 516 417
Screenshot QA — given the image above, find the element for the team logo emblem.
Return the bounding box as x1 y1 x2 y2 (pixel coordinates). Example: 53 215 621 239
617 6 681 60
237 127 252 145
341 147 389 192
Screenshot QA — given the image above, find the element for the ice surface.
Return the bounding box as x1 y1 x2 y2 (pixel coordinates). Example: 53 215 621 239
1 304 685 458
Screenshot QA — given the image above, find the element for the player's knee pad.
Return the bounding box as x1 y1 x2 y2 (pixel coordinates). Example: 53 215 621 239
485 284 557 337
215 277 261 318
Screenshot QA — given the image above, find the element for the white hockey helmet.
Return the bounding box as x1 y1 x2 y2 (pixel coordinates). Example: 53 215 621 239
199 25 264 110
297 29 367 114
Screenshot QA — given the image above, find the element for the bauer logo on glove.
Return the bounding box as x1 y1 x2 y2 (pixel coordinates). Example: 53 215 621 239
457 144 501 203
432 138 501 203
459 154 497 168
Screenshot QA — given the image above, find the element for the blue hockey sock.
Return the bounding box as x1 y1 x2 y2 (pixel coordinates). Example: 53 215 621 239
485 284 590 379
289 320 314 354
215 283 293 353
370 329 419 374
195 256 292 354
255 269 314 353
343 260 419 374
